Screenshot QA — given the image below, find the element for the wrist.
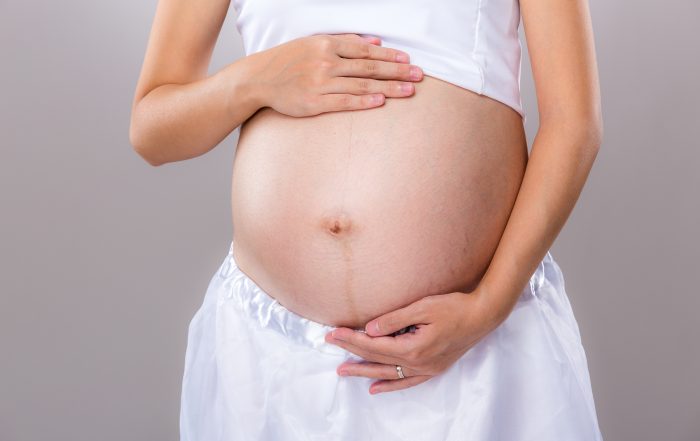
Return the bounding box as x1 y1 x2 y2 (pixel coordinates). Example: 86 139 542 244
217 54 269 119
472 284 517 332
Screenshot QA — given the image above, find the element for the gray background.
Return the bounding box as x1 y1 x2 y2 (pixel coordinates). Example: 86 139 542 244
1 0 698 440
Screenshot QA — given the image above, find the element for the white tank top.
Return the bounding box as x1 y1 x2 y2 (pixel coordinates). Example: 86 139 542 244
232 0 525 122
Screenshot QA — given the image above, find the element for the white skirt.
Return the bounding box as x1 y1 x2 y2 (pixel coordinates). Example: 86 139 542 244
179 241 604 440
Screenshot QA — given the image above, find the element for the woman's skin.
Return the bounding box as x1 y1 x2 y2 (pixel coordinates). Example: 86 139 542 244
130 0 602 397
326 0 603 394
129 1 417 165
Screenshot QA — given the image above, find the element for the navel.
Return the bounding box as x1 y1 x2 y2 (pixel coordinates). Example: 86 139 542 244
319 210 353 237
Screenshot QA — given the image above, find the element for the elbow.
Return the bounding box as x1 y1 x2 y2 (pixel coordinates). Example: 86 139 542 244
129 113 165 167
578 119 603 155
593 114 604 150
129 131 163 168
583 109 604 151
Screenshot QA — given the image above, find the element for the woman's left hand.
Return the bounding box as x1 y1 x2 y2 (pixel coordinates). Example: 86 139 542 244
324 287 510 395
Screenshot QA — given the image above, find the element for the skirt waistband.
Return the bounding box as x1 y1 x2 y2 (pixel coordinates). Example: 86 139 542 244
216 240 550 355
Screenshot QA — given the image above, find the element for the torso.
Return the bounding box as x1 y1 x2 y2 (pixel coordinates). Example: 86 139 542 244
231 74 528 330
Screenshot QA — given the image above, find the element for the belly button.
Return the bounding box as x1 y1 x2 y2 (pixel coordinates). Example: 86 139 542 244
320 211 353 237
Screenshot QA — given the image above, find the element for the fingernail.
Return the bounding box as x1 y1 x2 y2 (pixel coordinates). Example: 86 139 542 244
410 66 422 80
395 52 409 63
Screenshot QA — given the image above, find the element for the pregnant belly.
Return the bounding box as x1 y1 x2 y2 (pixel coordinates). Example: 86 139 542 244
230 75 528 331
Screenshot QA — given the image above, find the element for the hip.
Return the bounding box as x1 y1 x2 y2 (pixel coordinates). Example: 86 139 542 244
179 242 603 441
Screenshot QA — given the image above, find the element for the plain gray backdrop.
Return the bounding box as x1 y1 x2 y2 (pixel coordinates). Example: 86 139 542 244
1 1 698 440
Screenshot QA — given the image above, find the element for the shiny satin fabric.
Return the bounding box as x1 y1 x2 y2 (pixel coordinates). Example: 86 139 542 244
231 0 526 122
179 242 604 440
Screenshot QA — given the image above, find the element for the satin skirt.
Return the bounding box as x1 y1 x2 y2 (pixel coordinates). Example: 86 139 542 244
179 241 604 440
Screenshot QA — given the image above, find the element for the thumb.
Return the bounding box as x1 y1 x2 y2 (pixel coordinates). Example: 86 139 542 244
364 298 429 337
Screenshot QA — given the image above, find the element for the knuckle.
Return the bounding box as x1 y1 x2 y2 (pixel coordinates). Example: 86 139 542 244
358 43 371 58
315 35 335 52
316 58 335 73
387 80 401 94
364 60 379 73
310 72 327 88
303 95 319 113
336 94 352 110
356 78 371 94
366 94 381 107
399 63 412 78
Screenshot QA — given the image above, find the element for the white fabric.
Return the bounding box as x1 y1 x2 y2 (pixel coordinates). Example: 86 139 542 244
231 0 527 122
180 242 603 440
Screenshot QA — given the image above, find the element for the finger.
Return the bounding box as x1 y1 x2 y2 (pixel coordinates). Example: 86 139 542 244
364 296 432 337
315 93 385 113
337 360 418 380
333 38 410 63
359 34 382 45
326 333 396 364
333 33 382 45
322 77 415 98
335 58 422 82
370 375 433 395
329 328 418 360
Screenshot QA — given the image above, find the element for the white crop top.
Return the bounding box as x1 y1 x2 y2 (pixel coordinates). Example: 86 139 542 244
232 0 526 122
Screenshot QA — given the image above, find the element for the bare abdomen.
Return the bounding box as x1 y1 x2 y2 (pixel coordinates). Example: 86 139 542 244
230 75 528 330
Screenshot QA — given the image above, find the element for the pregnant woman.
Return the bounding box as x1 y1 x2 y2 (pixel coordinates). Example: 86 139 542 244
130 0 604 439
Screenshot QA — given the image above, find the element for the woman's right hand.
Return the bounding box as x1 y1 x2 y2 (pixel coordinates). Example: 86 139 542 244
248 33 424 117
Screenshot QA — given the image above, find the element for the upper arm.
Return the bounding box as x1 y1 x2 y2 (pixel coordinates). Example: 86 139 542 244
520 0 603 136
131 0 232 109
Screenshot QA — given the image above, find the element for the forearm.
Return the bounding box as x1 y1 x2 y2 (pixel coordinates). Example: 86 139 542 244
476 120 602 327
129 54 265 166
